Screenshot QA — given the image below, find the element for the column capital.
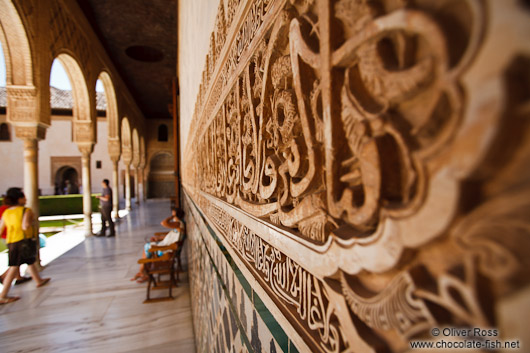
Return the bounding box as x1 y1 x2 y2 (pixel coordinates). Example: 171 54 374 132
110 155 121 163
77 143 94 157
14 124 47 141
108 139 121 159
122 148 133 166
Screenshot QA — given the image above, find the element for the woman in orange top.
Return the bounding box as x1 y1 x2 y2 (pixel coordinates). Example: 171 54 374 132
0 188 50 304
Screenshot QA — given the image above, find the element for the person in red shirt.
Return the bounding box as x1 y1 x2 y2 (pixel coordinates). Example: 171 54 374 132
0 199 30 285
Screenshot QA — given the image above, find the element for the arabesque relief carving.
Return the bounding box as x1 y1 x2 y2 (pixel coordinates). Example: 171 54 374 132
184 0 530 352
187 0 484 246
49 0 92 78
6 86 38 122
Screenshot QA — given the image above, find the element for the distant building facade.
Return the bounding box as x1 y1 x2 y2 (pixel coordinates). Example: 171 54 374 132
0 86 123 199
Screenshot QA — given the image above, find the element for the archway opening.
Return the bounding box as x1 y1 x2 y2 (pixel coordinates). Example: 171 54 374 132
95 78 106 117
55 166 80 195
49 58 74 142
148 152 175 198
98 72 119 142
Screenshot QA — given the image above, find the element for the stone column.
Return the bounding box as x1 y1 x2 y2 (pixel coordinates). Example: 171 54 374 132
124 163 132 210
110 157 120 219
140 166 146 202
22 139 40 215
9 87 48 271
135 167 141 204
13 126 46 217
25 140 42 271
108 140 121 218
122 146 133 211
79 144 94 236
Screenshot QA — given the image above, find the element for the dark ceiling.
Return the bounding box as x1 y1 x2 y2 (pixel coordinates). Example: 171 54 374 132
76 0 177 120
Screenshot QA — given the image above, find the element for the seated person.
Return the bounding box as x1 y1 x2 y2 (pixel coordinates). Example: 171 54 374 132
131 207 185 283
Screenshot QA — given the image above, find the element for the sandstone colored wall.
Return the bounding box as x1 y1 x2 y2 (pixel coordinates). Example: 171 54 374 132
179 0 530 352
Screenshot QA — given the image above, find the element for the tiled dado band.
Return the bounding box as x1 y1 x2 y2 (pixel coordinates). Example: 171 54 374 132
184 191 300 353
185 188 434 353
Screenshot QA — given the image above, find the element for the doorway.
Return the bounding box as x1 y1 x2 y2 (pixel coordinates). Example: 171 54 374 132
55 166 80 194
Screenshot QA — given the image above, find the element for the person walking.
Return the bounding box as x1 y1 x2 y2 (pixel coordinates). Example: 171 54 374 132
0 198 31 285
96 179 115 237
0 188 51 304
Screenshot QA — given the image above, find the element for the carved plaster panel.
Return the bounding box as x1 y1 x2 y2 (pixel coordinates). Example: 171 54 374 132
14 124 46 140
184 0 530 352
73 121 94 143
6 85 38 123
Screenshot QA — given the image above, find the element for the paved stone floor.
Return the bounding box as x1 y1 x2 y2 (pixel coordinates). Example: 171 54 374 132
0 199 196 353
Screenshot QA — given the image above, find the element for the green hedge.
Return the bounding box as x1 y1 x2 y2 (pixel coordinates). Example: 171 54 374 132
0 194 100 216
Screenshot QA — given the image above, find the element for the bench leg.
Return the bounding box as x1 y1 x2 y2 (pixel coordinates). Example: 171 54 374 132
146 276 153 301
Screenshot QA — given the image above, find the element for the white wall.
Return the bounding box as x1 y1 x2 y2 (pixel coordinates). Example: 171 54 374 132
178 0 219 165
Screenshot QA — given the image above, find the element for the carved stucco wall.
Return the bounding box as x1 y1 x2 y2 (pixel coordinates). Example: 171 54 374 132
179 0 530 352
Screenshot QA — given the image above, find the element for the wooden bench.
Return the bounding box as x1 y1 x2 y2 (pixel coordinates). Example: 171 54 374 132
137 233 186 303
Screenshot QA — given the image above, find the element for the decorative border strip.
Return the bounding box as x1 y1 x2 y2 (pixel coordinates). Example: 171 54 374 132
185 191 297 353
188 191 349 353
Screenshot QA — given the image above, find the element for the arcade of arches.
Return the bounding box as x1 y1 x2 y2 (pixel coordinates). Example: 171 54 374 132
1 0 530 352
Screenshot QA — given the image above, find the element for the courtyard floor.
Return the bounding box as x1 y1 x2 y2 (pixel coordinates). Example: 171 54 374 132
0 199 196 353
